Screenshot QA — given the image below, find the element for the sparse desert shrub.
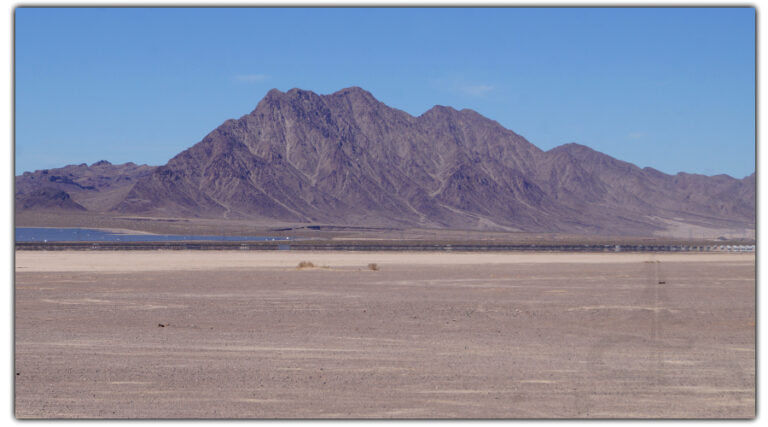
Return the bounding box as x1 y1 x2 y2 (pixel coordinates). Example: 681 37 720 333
367 263 379 271
297 261 315 269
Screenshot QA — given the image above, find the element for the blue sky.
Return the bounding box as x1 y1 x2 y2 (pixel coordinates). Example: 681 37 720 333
15 7 755 178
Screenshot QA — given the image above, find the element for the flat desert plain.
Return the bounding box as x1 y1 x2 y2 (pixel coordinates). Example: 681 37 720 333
15 251 755 418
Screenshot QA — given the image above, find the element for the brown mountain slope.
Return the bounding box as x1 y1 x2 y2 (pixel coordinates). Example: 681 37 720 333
534 143 755 234
28 86 753 236
114 87 562 230
112 87 754 235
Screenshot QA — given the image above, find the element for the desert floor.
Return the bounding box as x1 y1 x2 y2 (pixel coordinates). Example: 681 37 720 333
15 251 755 418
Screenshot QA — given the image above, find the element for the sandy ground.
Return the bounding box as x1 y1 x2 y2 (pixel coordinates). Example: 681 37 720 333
14 250 752 272
15 251 755 418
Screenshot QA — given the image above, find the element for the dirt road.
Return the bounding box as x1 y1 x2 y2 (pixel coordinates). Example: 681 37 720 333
15 251 755 418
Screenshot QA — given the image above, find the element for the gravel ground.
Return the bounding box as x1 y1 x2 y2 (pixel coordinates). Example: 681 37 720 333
14 251 755 418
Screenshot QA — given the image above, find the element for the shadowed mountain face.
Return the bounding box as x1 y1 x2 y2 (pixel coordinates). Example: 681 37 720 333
16 161 157 212
17 188 86 212
19 87 755 236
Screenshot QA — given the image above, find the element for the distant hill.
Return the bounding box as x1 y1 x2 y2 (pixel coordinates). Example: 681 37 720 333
16 87 755 236
17 187 86 212
15 161 156 212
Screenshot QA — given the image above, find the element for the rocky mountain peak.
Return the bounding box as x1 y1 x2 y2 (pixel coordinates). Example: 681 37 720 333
330 86 377 101
17 86 752 237
420 105 458 117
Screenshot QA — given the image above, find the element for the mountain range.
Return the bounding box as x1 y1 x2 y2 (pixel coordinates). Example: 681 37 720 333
16 87 755 236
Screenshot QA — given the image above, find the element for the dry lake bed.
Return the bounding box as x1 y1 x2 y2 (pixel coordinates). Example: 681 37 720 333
14 251 755 418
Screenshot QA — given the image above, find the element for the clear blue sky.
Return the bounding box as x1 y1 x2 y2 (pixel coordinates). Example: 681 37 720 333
15 7 755 178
